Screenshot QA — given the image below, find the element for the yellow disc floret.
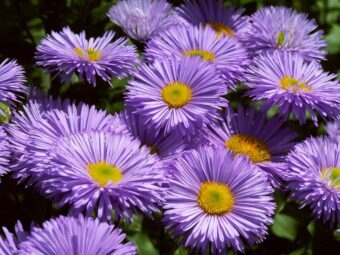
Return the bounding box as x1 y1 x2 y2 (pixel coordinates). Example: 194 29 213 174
197 181 234 215
280 77 312 93
226 134 271 163
88 161 122 187
208 22 235 38
321 167 340 189
161 82 192 108
74 47 102 62
184 49 215 62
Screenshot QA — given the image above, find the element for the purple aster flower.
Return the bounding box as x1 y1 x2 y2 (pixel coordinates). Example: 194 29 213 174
145 24 249 89
175 0 250 41
18 215 136 255
164 146 275 254
245 51 340 125
38 132 164 221
326 120 340 143
0 59 26 110
125 57 227 135
206 106 297 187
285 137 340 226
35 27 139 86
244 6 326 62
116 110 186 159
0 126 10 176
0 221 27 255
107 0 179 41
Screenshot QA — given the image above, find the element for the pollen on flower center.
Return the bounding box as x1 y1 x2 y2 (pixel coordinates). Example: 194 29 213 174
226 134 271 163
161 82 192 108
207 22 235 38
184 49 215 62
74 47 102 62
321 167 340 189
198 181 234 215
88 161 122 187
280 76 312 93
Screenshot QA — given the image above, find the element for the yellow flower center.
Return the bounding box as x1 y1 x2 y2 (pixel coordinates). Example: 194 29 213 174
280 77 312 93
184 49 215 62
277 32 285 46
161 82 192 108
321 167 340 189
207 22 235 38
197 182 234 215
74 47 102 62
88 161 122 187
225 134 271 163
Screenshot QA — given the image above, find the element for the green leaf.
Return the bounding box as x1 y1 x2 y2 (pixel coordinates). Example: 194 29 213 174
130 232 159 255
325 24 340 54
271 213 300 241
0 102 11 123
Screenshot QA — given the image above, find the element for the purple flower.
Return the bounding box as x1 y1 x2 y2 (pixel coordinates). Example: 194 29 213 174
244 6 326 62
145 24 249 89
116 110 186 160
107 0 179 41
125 57 227 135
285 137 340 226
18 215 136 255
38 132 164 221
0 126 10 176
35 27 139 86
0 59 26 110
326 120 340 143
206 106 297 186
0 221 27 255
245 51 340 125
175 0 250 41
164 146 275 254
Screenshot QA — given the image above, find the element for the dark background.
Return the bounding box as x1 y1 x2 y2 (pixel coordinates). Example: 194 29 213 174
0 0 339 254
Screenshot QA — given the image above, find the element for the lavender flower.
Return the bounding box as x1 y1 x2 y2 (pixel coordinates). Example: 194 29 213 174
244 6 327 61
326 120 340 143
107 0 179 41
285 137 339 226
164 146 275 254
0 221 27 255
0 126 10 176
36 27 138 86
246 51 340 125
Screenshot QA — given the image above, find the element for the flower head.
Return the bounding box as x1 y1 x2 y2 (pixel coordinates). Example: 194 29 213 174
18 215 136 255
246 51 340 125
125 57 227 135
206 106 297 186
38 132 164 221
107 0 179 41
164 146 275 254
145 24 249 89
285 137 340 226
36 27 138 86
175 0 250 40
244 6 327 61
0 59 26 111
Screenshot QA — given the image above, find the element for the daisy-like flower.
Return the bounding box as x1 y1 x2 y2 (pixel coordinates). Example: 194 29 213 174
0 59 26 111
38 132 164 221
206 106 297 186
125 57 227 135
145 24 249 89
35 27 139 86
285 137 339 226
107 0 179 41
116 110 186 159
326 120 340 143
246 51 340 125
0 221 27 255
18 215 136 255
164 146 275 254
0 126 10 176
175 0 250 40
244 6 326 62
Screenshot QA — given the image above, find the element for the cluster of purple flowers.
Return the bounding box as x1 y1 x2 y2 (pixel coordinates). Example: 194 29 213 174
0 1 339 254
